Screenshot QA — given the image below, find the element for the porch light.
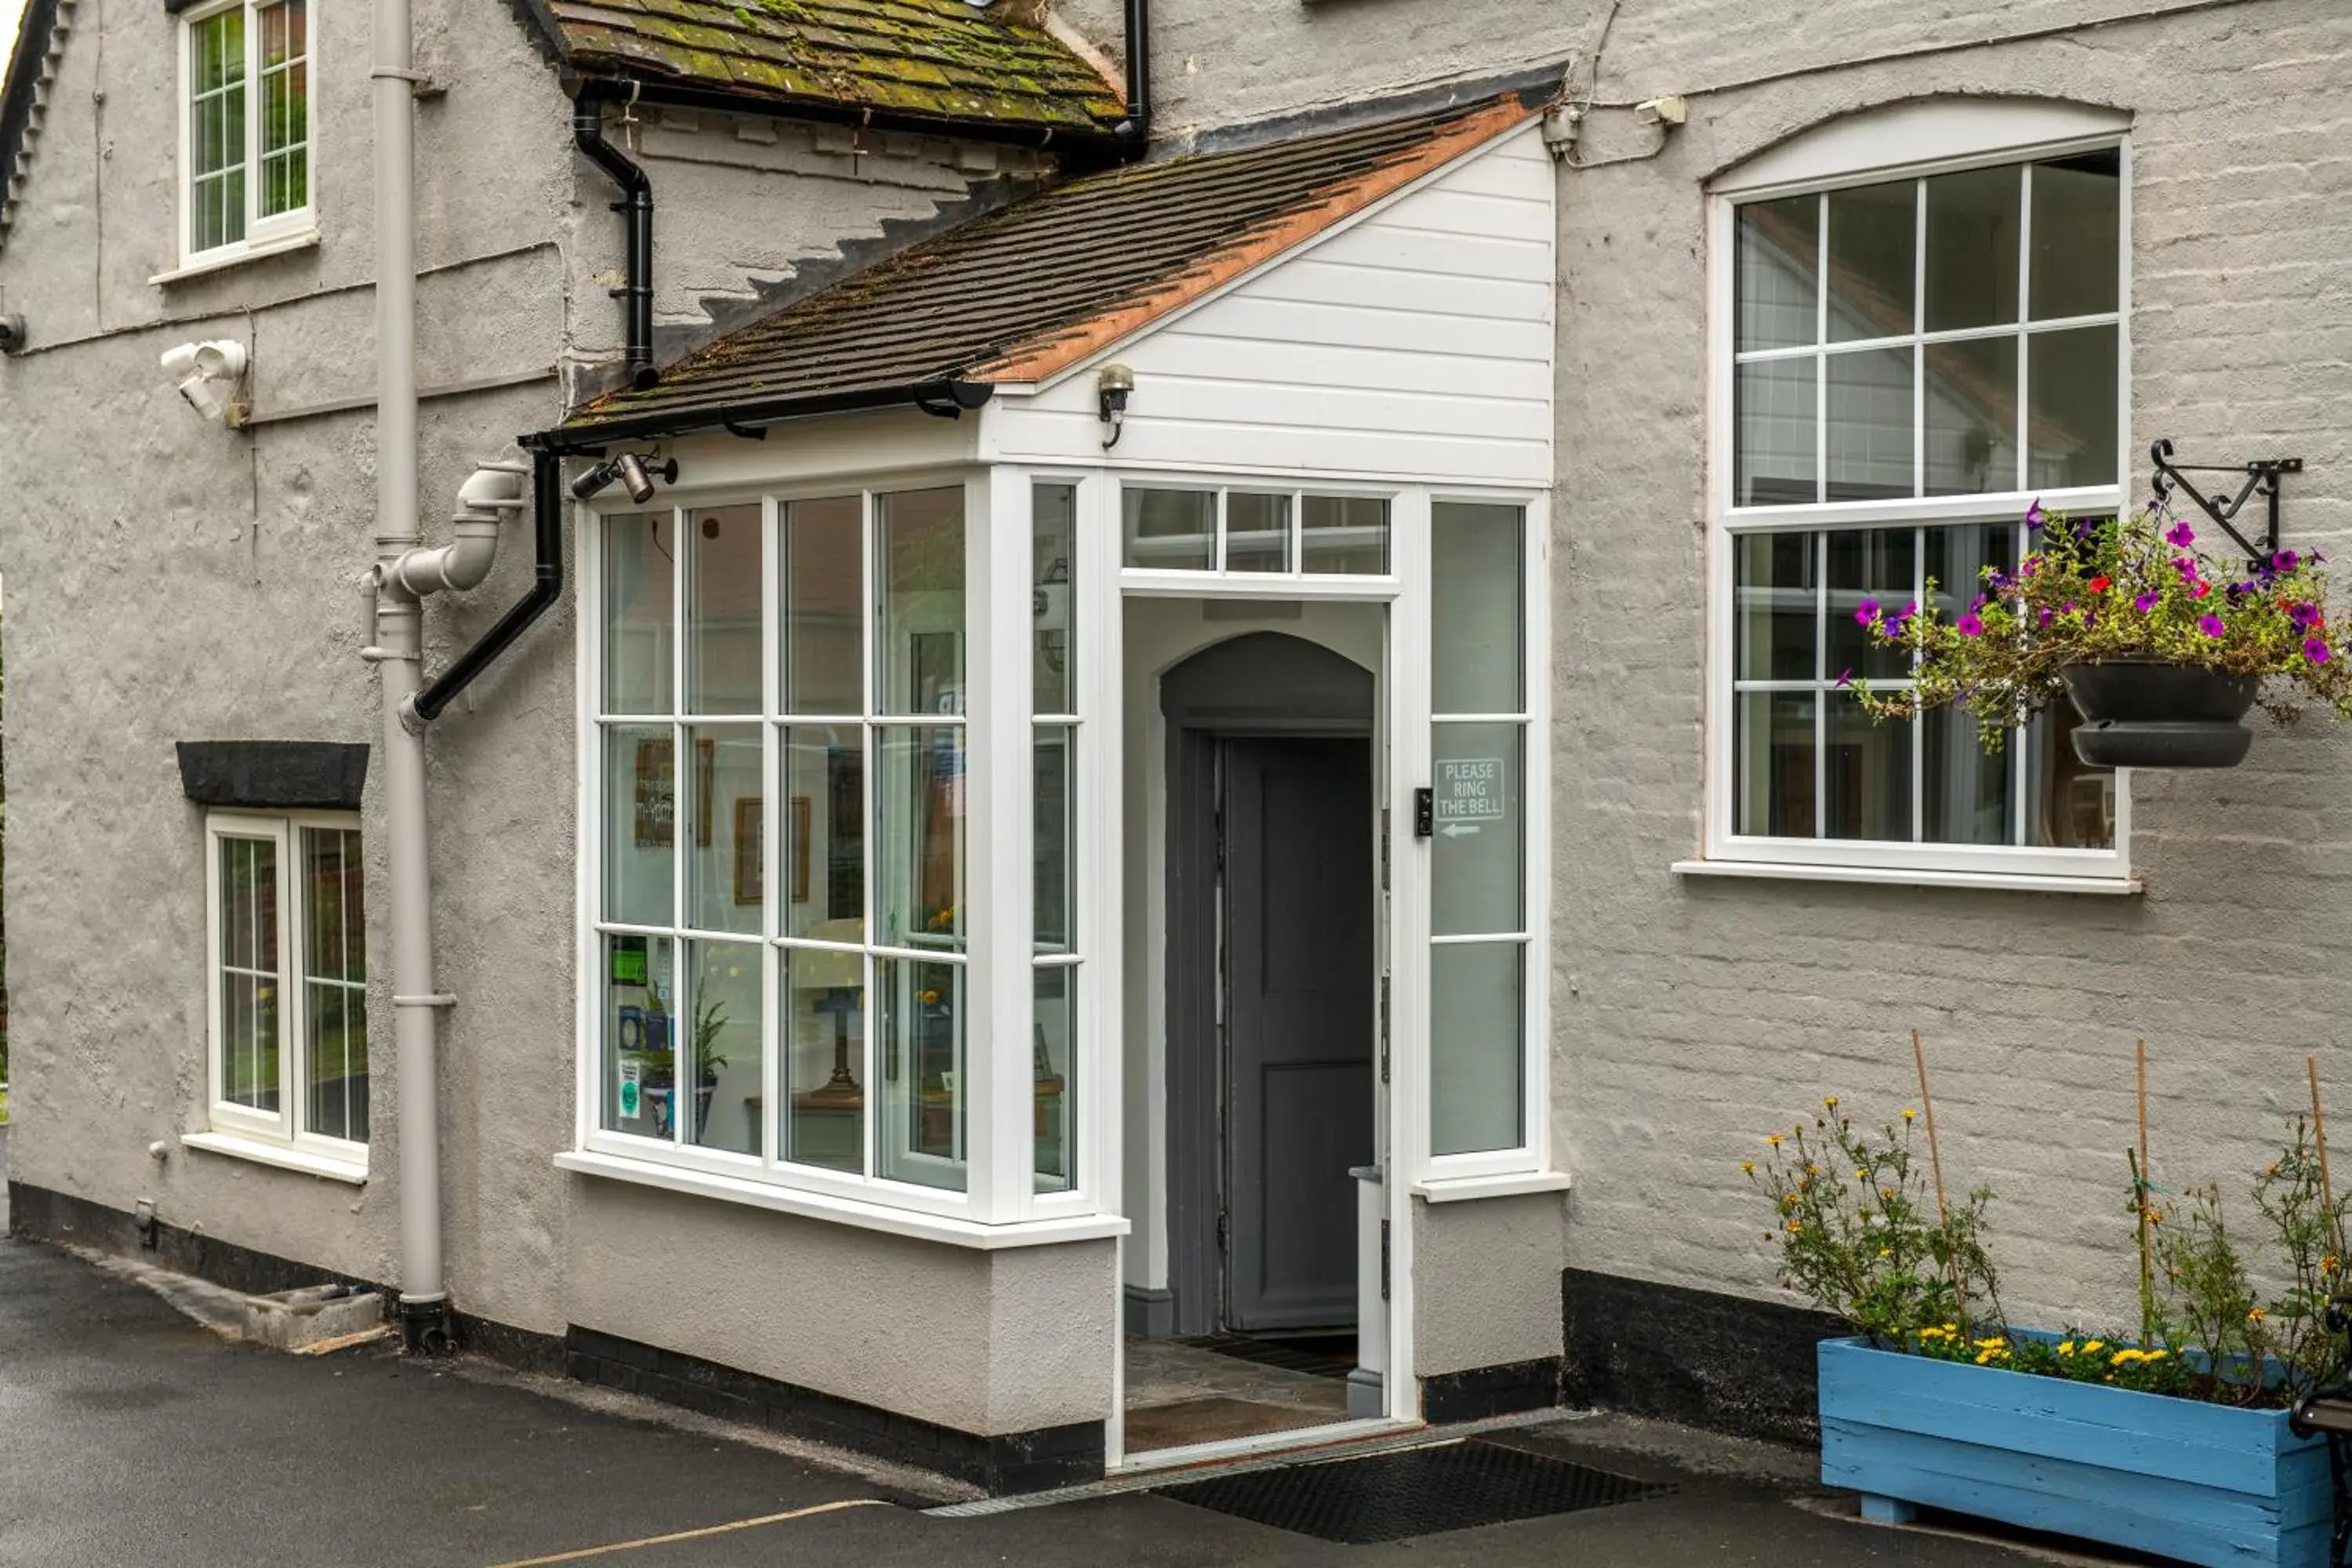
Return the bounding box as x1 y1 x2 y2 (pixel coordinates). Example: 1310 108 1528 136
569 452 678 504
1097 363 1135 449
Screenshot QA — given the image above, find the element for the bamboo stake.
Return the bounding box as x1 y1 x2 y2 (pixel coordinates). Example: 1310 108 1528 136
2310 1054 2339 1261
2136 1040 2154 1343
1915 1029 1950 1225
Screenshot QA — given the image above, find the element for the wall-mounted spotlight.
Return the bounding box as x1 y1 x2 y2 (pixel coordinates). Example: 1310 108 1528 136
1097 362 1135 451
0 314 27 355
570 452 679 503
161 339 249 423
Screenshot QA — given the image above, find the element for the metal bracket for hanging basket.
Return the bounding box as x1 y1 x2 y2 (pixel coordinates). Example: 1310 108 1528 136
2149 439 2302 566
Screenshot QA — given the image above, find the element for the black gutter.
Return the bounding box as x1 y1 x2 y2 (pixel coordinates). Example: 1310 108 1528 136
592 76 1131 158
409 448 564 723
533 379 994 453
574 84 659 391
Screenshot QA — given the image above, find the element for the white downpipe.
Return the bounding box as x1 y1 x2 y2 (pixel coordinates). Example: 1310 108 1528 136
371 0 447 1343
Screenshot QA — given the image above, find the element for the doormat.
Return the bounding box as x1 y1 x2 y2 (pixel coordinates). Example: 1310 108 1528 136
1155 1439 1671 1544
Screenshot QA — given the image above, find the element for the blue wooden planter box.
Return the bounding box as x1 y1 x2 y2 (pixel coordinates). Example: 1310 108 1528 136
1820 1337 2334 1568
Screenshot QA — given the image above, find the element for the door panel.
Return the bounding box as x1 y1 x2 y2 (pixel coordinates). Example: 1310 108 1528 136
1224 736 1375 1333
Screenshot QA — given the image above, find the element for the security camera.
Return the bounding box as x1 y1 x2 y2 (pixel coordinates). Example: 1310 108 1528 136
161 339 249 423
569 452 679 503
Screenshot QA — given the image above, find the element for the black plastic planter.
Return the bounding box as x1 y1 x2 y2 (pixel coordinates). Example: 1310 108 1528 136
2060 658 2259 768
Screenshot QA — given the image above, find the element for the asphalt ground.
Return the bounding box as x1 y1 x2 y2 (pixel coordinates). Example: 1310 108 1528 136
0 1189 2114 1567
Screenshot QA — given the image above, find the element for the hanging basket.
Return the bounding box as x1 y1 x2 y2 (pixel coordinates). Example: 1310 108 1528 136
2060 657 2259 768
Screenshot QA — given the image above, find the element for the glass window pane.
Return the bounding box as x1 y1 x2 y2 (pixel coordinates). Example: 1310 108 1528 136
1431 724 1523 937
1736 194 1817 352
1432 503 1523 713
783 495 861 715
1430 942 1523 1156
301 827 365 1145
2027 324 2119 490
877 727 963 952
219 834 279 1112
1825 180 1916 343
1923 706 2013 846
604 725 673 927
1734 358 1817 506
783 725 862 943
1925 523 2019 621
1733 532 1817 682
783 949 864 1174
601 513 672 715
1034 966 1073 1193
1923 165 2020 331
1735 691 1815 837
1033 483 1076 715
879 957 965 1191
1225 492 1292 573
683 939 761 1156
1923 336 2020 496
2026 709 2117 849
684 505 761 715
878 488 965 718
1301 495 1389 575
1825 695 1911 841
1824 347 1915 502
2030 151 2121 321
1123 488 1214 570
261 2 292 67
684 725 761 936
601 933 674 1138
1825 526 1915 682
1035 728 1073 954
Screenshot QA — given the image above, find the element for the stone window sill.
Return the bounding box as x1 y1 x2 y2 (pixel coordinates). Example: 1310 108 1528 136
1672 860 2141 896
182 1130 368 1185
150 229 321 287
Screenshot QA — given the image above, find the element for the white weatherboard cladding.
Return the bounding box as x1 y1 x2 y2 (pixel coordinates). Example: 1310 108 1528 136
986 125 1555 482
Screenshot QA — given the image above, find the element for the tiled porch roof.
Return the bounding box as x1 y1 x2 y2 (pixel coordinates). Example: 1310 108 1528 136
547 0 1126 137
561 91 1541 441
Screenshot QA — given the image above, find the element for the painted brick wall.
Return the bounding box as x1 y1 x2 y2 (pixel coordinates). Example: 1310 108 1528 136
1548 0 2352 1335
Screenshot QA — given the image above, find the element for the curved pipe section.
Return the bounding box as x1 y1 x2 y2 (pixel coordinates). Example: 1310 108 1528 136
387 460 528 598
407 448 564 725
575 86 658 391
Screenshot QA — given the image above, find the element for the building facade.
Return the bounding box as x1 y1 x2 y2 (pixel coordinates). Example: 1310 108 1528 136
2 0 2346 1493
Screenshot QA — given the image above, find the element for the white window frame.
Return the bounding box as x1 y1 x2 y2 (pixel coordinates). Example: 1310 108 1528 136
568 470 1130 1245
175 0 316 271
1700 103 2136 887
198 810 368 1174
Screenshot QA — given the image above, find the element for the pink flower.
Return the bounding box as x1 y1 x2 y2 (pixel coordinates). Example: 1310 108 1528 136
2164 519 2196 548
1957 612 1984 637
2199 614 2227 638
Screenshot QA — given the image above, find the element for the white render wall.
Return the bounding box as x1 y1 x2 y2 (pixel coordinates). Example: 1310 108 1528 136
986 125 1554 485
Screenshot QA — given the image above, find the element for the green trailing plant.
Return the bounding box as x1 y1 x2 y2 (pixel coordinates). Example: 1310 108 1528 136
1745 1096 2003 1345
1849 501 2352 745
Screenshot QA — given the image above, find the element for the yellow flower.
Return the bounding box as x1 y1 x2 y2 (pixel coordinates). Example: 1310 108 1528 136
2249 1308 2267 1324
1880 1187 1895 1201
1806 1163 1820 1177
1740 1161 1755 1174
1878 1247 1891 1259
2083 1340 2105 1353
1824 1095 1840 1110
2058 1341 2075 1356
2326 1256 2341 1276
1787 1221 1803 1235
1767 1134 1783 1147
1855 1168 1869 1182
1901 1108 1918 1122
1973 1338 2005 1351
2145 1349 2169 1362
1942 1323 1957 1334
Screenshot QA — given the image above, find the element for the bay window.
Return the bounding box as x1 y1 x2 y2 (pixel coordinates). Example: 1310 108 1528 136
1709 125 2130 881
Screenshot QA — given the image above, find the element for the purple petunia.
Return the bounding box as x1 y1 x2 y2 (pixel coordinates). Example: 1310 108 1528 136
2025 499 2046 531
2307 639 2332 665
2292 601 2325 629
2038 607 2054 628
2199 614 2227 638
1956 612 1984 637
2172 556 2201 581
2164 519 2197 548
1854 598 1881 628
1835 668 1854 688
2134 591 2160 612
2227 580 2256 603
2275 550 2303 572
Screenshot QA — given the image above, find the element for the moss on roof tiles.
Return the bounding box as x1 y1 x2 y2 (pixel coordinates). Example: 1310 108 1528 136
550 0 1124 133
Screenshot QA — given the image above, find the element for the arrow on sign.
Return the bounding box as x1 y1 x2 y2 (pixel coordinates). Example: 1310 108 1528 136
1437 822 1482 838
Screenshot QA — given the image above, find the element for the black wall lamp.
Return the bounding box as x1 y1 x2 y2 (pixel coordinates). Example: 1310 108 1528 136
1098 362 1135 450
569 452 678 503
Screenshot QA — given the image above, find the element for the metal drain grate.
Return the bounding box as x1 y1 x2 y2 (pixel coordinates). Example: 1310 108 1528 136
1155 1439 1673 1544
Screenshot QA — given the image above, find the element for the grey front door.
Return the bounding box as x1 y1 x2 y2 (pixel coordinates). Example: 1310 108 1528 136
1221 735 1376 1334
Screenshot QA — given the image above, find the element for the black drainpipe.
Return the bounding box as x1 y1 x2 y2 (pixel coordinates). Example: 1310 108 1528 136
1116 0 1150 151
409 447 564 724
574 85 659 391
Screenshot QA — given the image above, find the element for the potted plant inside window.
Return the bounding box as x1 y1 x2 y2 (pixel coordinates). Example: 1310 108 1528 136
619 1000 728 1138
1852 502 2352 768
